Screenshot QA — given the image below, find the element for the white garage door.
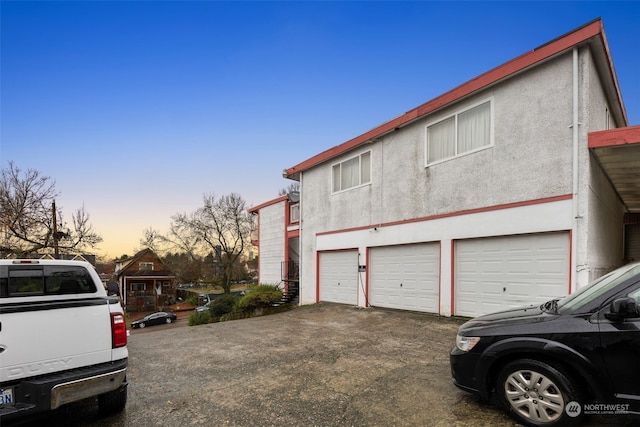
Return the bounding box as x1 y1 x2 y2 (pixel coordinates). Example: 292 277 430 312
319 250 359 305
369 243 440 313
455 232 570 317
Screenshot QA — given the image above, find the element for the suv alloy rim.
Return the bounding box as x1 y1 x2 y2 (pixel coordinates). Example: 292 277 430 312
504 369 564 423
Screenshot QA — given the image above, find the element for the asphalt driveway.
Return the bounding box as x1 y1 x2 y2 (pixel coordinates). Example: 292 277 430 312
13 303 638 427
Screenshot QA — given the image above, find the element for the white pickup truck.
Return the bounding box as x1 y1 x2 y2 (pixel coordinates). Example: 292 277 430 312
0 259 128 422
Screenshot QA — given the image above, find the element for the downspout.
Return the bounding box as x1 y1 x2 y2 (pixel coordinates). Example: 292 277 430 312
298 172 303 306
283 196 289 292
571 46 581 292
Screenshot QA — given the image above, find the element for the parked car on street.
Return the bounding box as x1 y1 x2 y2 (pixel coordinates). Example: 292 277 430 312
131 312 177 329
451 262 640 427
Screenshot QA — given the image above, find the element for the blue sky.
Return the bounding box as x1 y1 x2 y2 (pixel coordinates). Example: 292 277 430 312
2 1 639 259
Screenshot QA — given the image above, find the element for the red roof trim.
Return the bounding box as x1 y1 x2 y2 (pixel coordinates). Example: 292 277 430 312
248 195 288 214
285 19 607 177
588 125 640 148
598 27 628 125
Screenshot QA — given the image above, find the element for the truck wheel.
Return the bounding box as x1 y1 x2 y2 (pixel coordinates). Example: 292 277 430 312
496 359 581 427
98 386 127 415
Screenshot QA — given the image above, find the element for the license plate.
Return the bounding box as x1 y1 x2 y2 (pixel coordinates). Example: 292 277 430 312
0 387 13 406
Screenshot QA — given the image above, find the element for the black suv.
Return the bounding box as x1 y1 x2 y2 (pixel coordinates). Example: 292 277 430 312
450 262 640 427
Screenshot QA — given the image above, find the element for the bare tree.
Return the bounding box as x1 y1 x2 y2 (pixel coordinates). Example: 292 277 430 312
0 161 102 258
67 203 102 249
163 219 202 261
162 252 203 285
278 181 300 196
169 193 255 293
138 227 165 256
138 226 203 284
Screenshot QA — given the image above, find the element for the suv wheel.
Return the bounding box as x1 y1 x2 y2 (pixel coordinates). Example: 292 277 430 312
496 359 581 427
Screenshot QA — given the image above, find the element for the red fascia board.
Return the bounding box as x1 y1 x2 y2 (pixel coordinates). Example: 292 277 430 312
415 20 603 116
287 111 418 177
285 19 604 177
588 125 640 148
599 27 628 125
248 195 288 214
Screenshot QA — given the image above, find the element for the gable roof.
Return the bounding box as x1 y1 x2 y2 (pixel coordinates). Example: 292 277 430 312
284 18 626 179
115 248 175 278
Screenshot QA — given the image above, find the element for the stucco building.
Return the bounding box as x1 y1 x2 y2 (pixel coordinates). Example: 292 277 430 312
252 19 640 317
249 193 300 301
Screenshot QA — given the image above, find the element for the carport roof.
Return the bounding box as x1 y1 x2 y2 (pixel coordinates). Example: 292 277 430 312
590 126 640 213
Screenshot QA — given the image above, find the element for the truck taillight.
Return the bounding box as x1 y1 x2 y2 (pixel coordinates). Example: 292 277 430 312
111 313 128 348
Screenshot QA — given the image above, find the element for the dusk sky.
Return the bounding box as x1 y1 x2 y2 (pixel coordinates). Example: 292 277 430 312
2 1 639 259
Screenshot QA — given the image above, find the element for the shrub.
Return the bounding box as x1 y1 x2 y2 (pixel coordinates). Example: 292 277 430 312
188 310 211 326
186 294 199 306
237 284 283 312
220 310 252 322
209 294 238 318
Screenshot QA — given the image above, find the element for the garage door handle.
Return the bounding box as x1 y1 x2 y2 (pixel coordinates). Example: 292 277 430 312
400 283 403 287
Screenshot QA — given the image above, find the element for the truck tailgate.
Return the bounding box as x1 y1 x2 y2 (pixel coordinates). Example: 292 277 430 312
0 298 114 383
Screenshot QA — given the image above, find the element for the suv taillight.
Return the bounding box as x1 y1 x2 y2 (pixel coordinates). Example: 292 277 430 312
111 313 128 348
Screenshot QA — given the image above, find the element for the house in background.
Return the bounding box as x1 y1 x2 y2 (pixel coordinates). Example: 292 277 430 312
249 192 300 303
252 19 640 318
115 248 176 312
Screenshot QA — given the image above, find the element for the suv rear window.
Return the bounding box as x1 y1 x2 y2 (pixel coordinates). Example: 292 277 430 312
0 265 97 297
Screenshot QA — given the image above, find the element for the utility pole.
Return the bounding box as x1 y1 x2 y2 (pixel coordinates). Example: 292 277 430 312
53 200 59 259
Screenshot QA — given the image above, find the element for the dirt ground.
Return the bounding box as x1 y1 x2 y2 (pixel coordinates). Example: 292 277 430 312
9 303 640 427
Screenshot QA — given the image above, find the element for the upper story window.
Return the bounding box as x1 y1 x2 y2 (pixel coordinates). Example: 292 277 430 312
139 262 153 271
290 203 300 223
426 100 492 165
332 151 371 193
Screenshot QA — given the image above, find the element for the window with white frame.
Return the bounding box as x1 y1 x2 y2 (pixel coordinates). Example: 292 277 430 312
332 151 371 193
131 283 146 291
426 100 492 165
290 203 300 223
139 262 153 271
